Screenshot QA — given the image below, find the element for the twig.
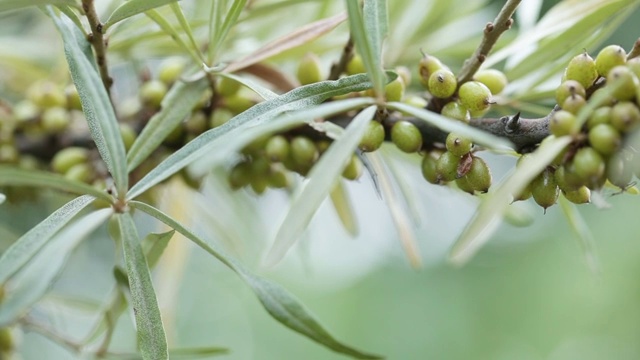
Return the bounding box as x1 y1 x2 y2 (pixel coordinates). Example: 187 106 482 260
627 37 640 60
456 0 521 84
328 36 354 80
82 0 113 94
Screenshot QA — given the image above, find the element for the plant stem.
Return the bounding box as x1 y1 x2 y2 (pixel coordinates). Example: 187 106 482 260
627 37 640 60
328 36 354 80
82 0 112 94
456 0 522 84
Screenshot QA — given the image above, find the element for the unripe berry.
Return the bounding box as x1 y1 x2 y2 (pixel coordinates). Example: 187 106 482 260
565 52 598 89
531 168 559 210
436 151 461 182
466 156 491 193
550 110 579 136
28 81 67 109
385 76 405 102
403 95 428 109
418 54 445 88
119 123 137 151
421 152 440 184
606 65 638 101
588 123 620 155
455 176 475 194
563 186 590 204
445 133 472 157
13 100 40 123
209 108 233 128
473 69 508 94
290 136 319 166
458 81 492 113
427 69 457 98
555 80 586 106
216 76 242 97
0 144 18 164
391 121 422 153
41 106 70 133
65 84 82 110
395 66 412 87
267 167 291 188
586 106 612 129
51 147 89 174
555 165 581 192
589 87 617 107
0 327 14 353
607 152 633 188
158 57 185 85
224 94 254 114
573 146 605 185
610 101 640 132
184 111 208 134
228 161 252 189
265 135 290 162
561 94 586 115
297 52 323 85
250 156 271 176
627 57 640 78
64 162 94 183
595 45 626 77
346 54 366 75
242 134 270 155
359 121 385 152
250 176 269 194
441 101 470 123
342 154 363 180
140 80 168 108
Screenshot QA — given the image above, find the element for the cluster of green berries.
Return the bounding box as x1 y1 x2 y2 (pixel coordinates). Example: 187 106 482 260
519 45 640 210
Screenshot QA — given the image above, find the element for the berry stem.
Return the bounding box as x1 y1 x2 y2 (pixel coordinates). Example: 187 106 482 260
456 0 521 85
82 0 113 95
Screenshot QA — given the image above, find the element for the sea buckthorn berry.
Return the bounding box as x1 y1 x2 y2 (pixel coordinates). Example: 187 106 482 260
51 147 89 174
228 161 252 189
265 135 290 162
250 176 269 194
28 81 67 109
65 85 82 110
595 45 627 77
119 123 137 151
588 124 620 155
267 168 291 188
395 66 412 87
359 121 385 152
421 152 440 184
610 101 640 132
13 100 40 123
607 152 633 188
565 52 598 89
445 133 472 157
466 156 491 193
589 88 617 107
41 107 70 133
385 76 405 102
573 147 605 184
441 101 470 123
403 95 428 109
158 57 185 85
550 110 579 136
0 144 18 164
64 163 94 183
586 106 612 129
606 65 639 101
531 168 559 210
290 136 319 166
184 111 208 134
427 69 457 98
140 80 168 108
342 154 363 180
391 121 422 153
297 52 323 85
242 134 270 155
250 156 271 176
455 176 475 194
555 80 585 106
473 69 508 95
224 94 254 114
555 165 578 192
346 54 366 75
627 57 640 78
315 140 331 154
458 81 492 113
436 151 461 182
561 94 586 114
216 76 242 97
418 54 445 88
209 108 233 128
563 186 591 204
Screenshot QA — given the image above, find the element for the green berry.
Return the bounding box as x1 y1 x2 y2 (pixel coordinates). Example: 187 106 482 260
427 69 457 98
315 140 331 154
436 151 461 182
13 100 40 123
184 111 208 134
28 81 67 109
120 123 137 151
610 101 640 132
51 147 89 174
385 76 405 102
441 101 470 123
607 152 633 188
41 106 70 133
588 123 620 155
555 80 585 106
0 144 18 164
473 69 508 94
65 84 82 110
565 52 598 89
418 54 445 88
531 168 559 210
563 186 590 204
561 94 586 114
267 167 291 188
466 156 491 193
403 95 428 109
391 121 422 153
395 66 412 87
627 57 640 78
224 94 254 114
550 110 579 136
342 154 363 180
346 54 366 75
64 162 94 183
445 133 472 157
573 146 605 185
606 65 639 101
359 121 385 152
209 108 233 128
140 80 168 108
290 136 319 166
228 161 252 189
0 327 13 352
595 45 626 77
586 106 612 129
250 176 269 194
265 135 290 162
458 81 492 113
455 176 475 194
589 87 617 107
250 156 271 176
297 52 323 85
421 152 440 184
158 57 185 85
216 76 242 97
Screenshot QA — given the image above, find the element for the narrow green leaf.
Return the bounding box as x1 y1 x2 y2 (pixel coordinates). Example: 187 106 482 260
216 72 278 101
127 77 209 172
0 208 112 327
143 230 175 269
0 166 112 202
207 0 225 62
0 195 95 285
559 196 601 274
117 213 168 360
104 0 181 30
264 106 377 267
363 0 388 77
126 74 382 200
387 102 513 150
81 288 127 346
168 347 229 358
130 201 382 359
0 0 76 13
169 2 203 62
56 5 86 34
449 136 573 266
47 7 128 196
145 9 202 65
210 0 247 61
329 181 358 236
346 0 385 96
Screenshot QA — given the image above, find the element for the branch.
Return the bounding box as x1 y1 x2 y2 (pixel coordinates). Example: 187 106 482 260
456 0 521 84
82 0 112 94
328 36 354 80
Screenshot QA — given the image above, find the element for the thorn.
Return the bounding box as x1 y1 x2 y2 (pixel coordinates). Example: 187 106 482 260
505 112 520 133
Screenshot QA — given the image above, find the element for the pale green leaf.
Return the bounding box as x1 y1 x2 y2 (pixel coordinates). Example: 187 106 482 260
386 102 513 150
363 0 388 75
117 213 168 360
169 2 203 62
0 208 112 327
104 0 181 30
167 347 229 358
209 0 247 61
145 9 202 65
129 201 382 359
127 77 209 172
0 193 5 204
47 7 128 196
127 73 382 200
57 5 85 34
143 230 174 269
264 106 377 267
559 196 601 275
0 166 112 202
0 0 76 13
216 72 277 101
449 136 573 266
329 181 358 236
0 195 95 285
